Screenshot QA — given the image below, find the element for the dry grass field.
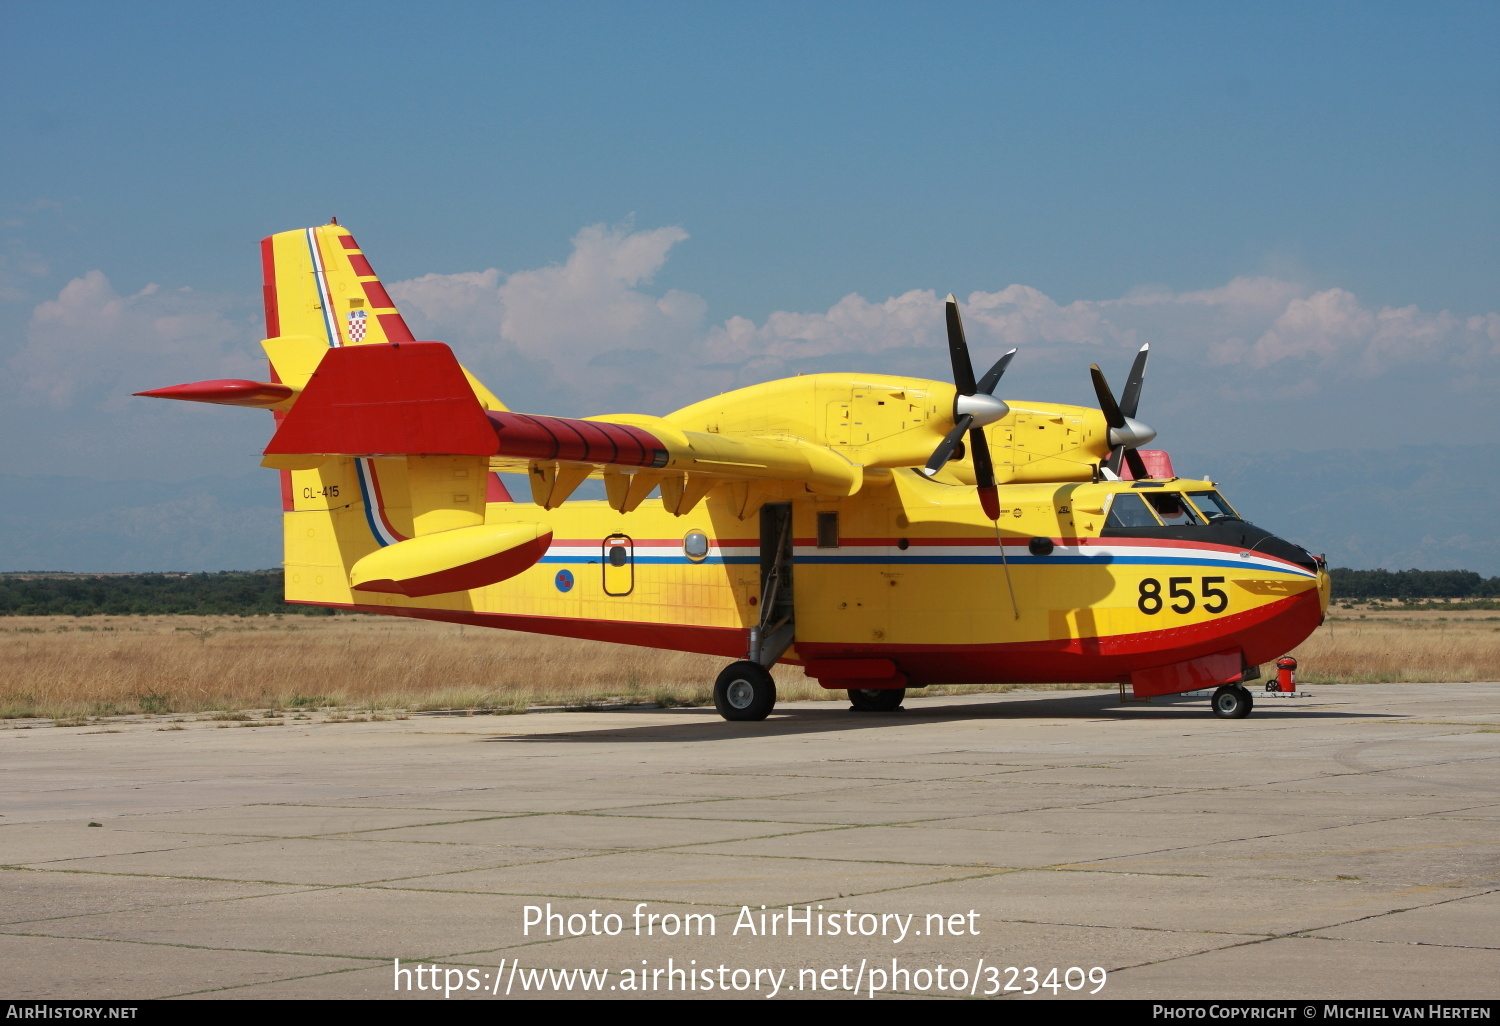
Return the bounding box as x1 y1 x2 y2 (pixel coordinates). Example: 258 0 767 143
1297 607 1500 684
0 607 1494 721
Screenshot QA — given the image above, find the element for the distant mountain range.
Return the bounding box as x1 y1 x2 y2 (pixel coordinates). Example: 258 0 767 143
2 444 1495 575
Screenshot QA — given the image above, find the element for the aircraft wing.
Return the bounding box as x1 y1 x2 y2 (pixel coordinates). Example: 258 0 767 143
262 340 860 516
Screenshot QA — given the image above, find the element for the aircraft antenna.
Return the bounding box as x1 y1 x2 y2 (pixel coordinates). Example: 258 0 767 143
992 520 1020 620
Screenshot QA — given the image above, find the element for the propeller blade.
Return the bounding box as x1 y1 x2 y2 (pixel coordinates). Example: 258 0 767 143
937 295 1007 522
1124 447 1150 480
945 294 977 396
1104 445 1124 476
969 426 996 489
1089 364 1126 429
977 484 1001 522
974 348 1017 396
1119 343 1149 419
924 414 973 475
970 426 1001 520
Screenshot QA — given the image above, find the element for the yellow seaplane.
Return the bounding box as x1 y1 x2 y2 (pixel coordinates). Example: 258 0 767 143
138 223 1329 721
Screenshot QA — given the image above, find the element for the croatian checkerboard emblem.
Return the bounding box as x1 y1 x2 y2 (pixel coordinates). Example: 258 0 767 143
347 308 368 343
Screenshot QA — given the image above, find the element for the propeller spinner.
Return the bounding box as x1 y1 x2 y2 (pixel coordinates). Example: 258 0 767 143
924 294 1016 521
1089 343 1157 479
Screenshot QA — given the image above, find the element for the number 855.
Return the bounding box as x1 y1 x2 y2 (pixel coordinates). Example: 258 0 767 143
1138 576 1228 615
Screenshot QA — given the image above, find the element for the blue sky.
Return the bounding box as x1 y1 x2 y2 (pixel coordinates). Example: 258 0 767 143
1 1 1497 570
6 1 1495 316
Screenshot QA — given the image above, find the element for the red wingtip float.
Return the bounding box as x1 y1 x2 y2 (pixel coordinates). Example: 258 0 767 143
137 221 1329 722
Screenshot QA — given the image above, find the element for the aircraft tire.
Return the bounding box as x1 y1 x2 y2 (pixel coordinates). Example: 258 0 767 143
848 687 905 712
1211 683 1254 719
714 661 777 721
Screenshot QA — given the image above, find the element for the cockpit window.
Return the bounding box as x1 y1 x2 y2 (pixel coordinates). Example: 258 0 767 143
1186 490 1242 523
1105 493 1162 528
1144 491 1203 526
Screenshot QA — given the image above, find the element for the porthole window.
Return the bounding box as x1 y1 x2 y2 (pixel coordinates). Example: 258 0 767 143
683 530 710 562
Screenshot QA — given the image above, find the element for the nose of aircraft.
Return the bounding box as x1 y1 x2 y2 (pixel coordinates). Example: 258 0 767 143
1228 523 1329 619
1252 530 1322 574
1253 529 1330 621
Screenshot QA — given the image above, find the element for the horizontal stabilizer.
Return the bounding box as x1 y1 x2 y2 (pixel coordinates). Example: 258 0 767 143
266 342 497 456
350 522 552 597
135 379 292 408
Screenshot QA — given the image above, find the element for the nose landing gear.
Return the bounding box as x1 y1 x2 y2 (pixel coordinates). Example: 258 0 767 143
848 687 905 712
1211 683 1254 719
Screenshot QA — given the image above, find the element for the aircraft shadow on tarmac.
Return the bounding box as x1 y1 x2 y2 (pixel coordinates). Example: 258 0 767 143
484 690 1388 744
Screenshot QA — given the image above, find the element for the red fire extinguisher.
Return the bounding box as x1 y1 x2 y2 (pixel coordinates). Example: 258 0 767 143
1275 656 1297 693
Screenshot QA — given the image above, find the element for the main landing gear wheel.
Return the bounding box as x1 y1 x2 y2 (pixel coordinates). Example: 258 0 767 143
713 661 777 721
848 687 906 712
1211 683 1254 719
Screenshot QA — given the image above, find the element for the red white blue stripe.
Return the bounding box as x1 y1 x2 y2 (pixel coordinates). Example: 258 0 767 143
305 227 342 348
533 536 1314 577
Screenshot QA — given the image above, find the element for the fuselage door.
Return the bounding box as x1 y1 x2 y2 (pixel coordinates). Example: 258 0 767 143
749 503 796 665
603 533 634 596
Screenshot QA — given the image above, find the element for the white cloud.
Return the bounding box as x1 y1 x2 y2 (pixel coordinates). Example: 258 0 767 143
387 268 505 344
704 273 1498 391
381 224 1497 438
498 223 703 358
706 289 942 362
9 222 1497 477
388 222 714 413
391 223 705 365
9 270 257 409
